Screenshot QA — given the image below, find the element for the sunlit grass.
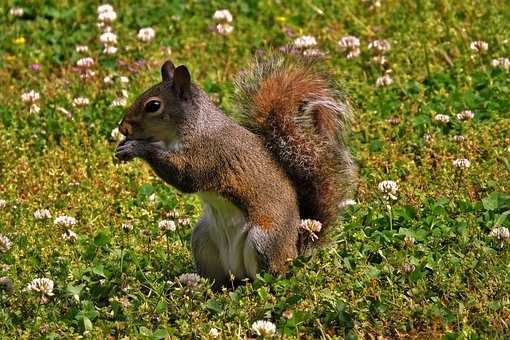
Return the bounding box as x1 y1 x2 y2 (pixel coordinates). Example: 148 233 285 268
1 1 509 338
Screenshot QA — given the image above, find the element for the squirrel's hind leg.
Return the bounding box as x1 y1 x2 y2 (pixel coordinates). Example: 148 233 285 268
191 218 229 289
245 223 299 276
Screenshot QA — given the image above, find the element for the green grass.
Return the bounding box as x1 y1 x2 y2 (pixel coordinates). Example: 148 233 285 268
1 1 510 338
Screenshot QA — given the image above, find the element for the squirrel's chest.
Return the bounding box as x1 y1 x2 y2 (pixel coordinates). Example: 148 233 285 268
198 192 256 278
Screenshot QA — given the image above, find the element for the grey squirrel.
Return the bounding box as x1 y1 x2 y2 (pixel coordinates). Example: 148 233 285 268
115 53 356 288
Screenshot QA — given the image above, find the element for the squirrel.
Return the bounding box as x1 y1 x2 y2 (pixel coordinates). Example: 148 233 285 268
115 53 356 288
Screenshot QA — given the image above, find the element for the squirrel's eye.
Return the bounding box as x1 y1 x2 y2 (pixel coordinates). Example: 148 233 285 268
145 100 161 113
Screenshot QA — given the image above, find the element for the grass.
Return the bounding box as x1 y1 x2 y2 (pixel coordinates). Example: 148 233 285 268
1 0 510 338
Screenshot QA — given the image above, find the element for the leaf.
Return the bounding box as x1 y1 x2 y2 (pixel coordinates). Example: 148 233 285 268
286 295 303 306
65 284 84 302
495 210 510 227
93 232 109 247
369 139 382 152
91 264 106 278
367 266 381 278
138 184 155 198
139 326 152 336
482 192 510 211
206 299 223 314
155 301 167 314
152 328 169 340
412 114 431 127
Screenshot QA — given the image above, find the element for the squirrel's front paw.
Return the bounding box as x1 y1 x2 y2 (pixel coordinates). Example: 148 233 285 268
115 139 145 161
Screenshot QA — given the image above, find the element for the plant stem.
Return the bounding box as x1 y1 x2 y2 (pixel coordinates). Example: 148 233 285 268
388 204 393 231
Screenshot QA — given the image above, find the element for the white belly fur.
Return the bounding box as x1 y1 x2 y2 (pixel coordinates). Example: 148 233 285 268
198 192 258 279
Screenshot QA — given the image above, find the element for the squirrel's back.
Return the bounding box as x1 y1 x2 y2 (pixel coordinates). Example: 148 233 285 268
235 53 357 229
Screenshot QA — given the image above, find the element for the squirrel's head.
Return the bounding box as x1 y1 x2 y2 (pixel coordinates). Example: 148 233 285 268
118 60 194 145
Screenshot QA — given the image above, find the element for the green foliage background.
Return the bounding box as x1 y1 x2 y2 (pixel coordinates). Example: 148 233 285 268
1 0 509 338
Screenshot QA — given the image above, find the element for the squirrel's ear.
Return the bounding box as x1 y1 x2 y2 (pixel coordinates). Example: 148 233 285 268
173 65 191 100
161 60 175 82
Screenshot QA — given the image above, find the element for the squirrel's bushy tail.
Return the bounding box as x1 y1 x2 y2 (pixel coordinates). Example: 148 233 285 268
235 53 357 232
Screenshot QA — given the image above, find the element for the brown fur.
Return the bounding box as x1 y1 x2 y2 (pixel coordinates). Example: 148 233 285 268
235 54 357 237
115 55 355 284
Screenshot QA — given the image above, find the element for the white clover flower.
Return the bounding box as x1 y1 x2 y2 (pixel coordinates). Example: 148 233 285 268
75 45 89 53
34 209 51 219
378 180 398 200
404 234 415 246
0 235 12 253
178 273 201 287
29 104 41 114
387 116 401 125
21 90 40 103
456 110 474 121
103 75 114 84
61 229 77 242
215 23 234 36
423 133 434 143
294 35 317 49
452 158 471 169
119 76 129 84
159 219 176 232
9 7 24 17
301 219 322 233
492 57 510 71
213 9 233 23
25 278 54 296
54 215 77 226
282 309 293 319
401 263 416 273
98 9 117 23
338 36 361 59
470 40 488 53
72 97 90 107
454 135 465 143
208 328 221 338
100 32 117 44
251 320 276 338
76 57 95 68
0 199 6 209
111 97 127 107
368 39 391 53
433 114 450 123
489 227 510 241
97 4 114 14
103 45 118 55
339 199 356 209
122 223 133 232
376 74 393 87
338 36 360 49
137 27 156 42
